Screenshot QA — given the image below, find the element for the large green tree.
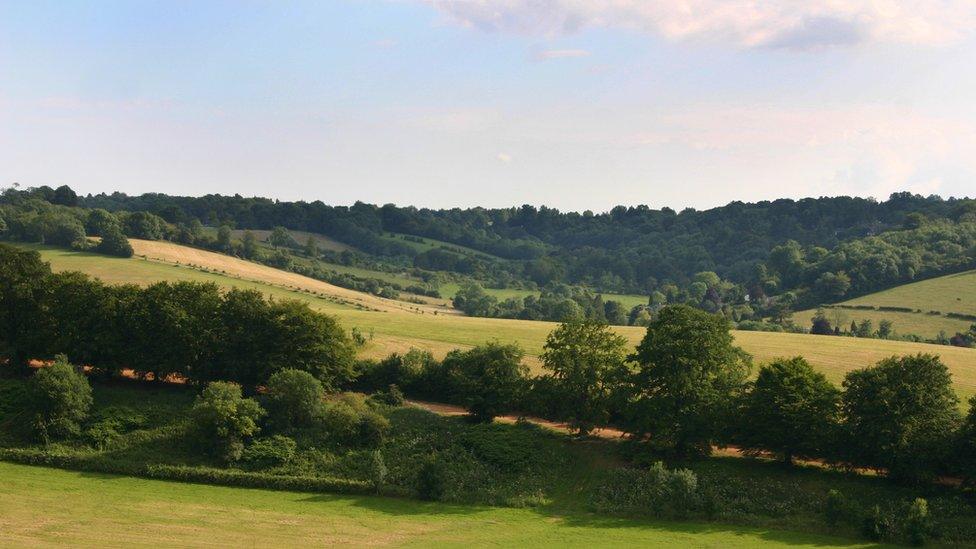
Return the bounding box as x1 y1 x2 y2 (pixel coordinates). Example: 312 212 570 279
541 319 628 435
842 354 961 483
625 305 751 456
957 396 976 486
446 342 527 422
738 357 840 464
0 245 52 373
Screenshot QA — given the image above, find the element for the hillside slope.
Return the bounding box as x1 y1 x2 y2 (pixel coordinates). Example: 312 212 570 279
23 242 976 402
795 270 976 338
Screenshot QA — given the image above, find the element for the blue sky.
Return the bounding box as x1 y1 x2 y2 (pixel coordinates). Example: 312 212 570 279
2 1 974 211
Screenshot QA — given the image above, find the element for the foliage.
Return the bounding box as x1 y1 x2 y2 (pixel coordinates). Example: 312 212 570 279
591 462 700 518
904 498 932 546
624 305 751 456
0 244 52 371
241 435 297 469
190 382 265 463
263 369 326 431
28 356 93 441
368 449 387 492
842 354 961 483
737 357 840 464
0 255 355 390
445 342 528 422
94 224 133 257
956 396 976 485
416 456 448 501
540 319 628 434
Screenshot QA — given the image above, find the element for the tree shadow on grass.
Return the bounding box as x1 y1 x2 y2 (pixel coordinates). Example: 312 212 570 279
528 509 885 548
298 492 883 547
299 493 489 517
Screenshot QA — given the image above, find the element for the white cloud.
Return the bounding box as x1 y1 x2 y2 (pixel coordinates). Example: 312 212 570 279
423 0 976 49
534 48 591 60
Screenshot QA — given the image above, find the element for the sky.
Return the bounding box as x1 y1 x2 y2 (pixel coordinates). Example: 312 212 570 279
1 1 975 212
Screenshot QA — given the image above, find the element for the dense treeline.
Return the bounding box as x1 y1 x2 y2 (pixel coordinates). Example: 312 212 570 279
353 308 976 486
72 187 976 292
7 184 976 333
0 244 355 389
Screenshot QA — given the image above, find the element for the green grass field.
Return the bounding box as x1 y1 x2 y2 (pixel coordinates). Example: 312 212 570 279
0 462 885 548
22 242 976 402
794 270 976 339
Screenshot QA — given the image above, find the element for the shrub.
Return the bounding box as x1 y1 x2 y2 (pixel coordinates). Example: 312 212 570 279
592 462 701 518
371 384 405 407
416 457 448 501
862 505 892 541
357 412 390 449
241 435 297 469
264 369 326 431
83 406 148 449
668 468 700 518
368 449 388 492
190 382 265 463
29 356 93 441
824 489 846 527
904 498 932 546
317 394 389 448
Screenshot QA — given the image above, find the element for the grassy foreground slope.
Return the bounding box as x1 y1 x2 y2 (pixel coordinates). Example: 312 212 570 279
0 462 882 548
795 270 976 339
25 242 976 401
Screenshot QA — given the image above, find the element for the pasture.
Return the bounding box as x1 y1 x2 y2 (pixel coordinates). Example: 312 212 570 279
794 270 976 339
0 462 884 548
24 241 976 402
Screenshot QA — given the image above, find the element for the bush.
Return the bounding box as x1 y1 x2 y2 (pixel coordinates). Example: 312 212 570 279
190 382 265 463
83 406 148 449
317 394 389 448
592 462 701 518
824 489 846 527
241 435 297 469
905 498 932 546
357 412 390 448
368 449 388 492
371 384 405 407
862 505 893 541
29 356 93 442
416 456 448 501
264 369 326 431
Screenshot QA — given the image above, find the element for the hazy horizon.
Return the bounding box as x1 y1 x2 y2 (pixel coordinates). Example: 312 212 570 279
3 1 975 211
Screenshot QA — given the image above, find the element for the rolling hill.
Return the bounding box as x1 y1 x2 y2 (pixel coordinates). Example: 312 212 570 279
21 241 976 402
794 270 976 339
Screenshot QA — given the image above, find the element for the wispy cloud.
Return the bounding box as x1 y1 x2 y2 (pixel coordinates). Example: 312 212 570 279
423 1 976 50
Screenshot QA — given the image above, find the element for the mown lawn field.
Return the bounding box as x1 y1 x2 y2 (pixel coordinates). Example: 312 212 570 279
23 242 976 402
0 462 885 548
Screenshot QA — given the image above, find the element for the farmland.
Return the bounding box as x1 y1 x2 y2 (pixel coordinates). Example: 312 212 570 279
794 270 976 339
0 462 882 548
20 241 976 403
